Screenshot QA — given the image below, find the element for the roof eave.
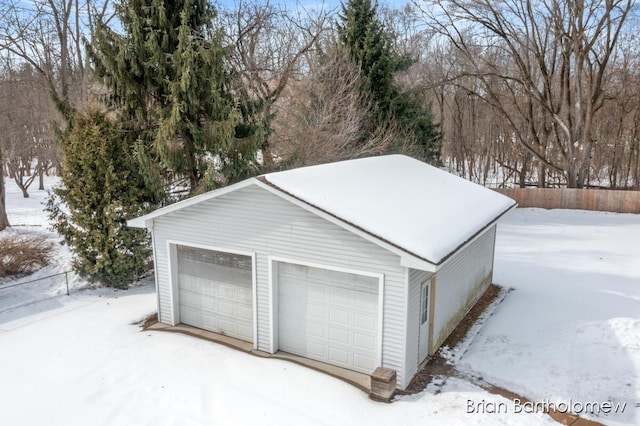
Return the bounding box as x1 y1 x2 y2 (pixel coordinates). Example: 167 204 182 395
434 200 518 267
400 256 437 273
127 174 515 275
127 217 149 229
126 179 259 229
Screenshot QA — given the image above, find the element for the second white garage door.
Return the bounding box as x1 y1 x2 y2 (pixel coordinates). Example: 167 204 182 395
277 262 380 374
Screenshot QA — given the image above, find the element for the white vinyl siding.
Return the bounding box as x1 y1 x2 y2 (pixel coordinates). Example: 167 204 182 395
432 225 497 349
150 184 410 387
406 268 433 383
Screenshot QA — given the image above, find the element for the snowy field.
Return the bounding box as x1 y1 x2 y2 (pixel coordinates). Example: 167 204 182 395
0 285 554 426
456 208 640 426
0 176 87 311
0 176 638 425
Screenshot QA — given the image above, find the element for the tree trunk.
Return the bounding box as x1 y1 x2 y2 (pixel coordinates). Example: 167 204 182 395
39 165 45 190
0 149 10 231
518 156 529 188
538 165 546 188
566 164 578 188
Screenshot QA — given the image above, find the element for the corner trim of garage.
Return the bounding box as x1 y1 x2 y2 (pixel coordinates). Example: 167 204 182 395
148 323 372 394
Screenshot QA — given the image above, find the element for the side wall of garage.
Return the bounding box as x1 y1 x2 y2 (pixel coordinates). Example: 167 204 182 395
406 268 433 383
432 225 497 350
150 184 414 388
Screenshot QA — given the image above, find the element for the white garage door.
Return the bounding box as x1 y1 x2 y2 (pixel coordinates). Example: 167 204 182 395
277 262 379 374
177 246 253 342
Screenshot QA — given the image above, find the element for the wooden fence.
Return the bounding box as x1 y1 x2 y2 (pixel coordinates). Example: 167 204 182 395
493 188 640 214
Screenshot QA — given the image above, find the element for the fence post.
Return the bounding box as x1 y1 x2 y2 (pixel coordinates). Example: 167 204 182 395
65 272 69 296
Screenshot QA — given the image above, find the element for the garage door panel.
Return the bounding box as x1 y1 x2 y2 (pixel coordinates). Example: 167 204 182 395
237 288 252 304
180 274 216 295
236 324 253 341
277 262 379 374
306 341 326 358
280 333 304 353
217 283 237 299
307 285 327 302
329 307 350 325
180 306 200 322
354 292 378 310
353 354 375 371
218 300 235 316
282 283 304 298
306 304 325 320
328 347 349 365
280 295 304 316
329 327 350 344
237 305 253 321
354 332 376 350
218 317 236 333
306 322 325 338
177 246 253 342
354 312 376 331
307 266 327 280
181 307 216 328
355 275 377 291
180 288 215 306
329 288 351 306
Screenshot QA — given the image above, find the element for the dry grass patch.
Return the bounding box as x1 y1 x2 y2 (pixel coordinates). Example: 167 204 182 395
0 233 54 277
141 312 158 329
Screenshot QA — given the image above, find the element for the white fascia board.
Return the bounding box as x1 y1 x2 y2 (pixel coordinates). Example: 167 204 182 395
254 179 438 273
400 256 437 272
127 179 258 228
127 217 152 229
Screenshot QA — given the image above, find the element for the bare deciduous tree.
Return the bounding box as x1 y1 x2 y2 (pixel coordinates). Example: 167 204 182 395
271 41 402 167
0 0 115 116
0 61 59 198
0 0 114 225
419 0 635 188
220 0 330 165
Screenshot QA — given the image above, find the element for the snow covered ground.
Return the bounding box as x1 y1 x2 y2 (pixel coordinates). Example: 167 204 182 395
454 208 640 426
0 176 638 425
0 176 87 311
0 284 555 426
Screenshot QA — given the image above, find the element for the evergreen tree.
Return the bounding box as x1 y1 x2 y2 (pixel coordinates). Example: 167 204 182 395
47 111 151 288
338 0 441 162
90 0 262 196
338 0 395 114
392 92 442 162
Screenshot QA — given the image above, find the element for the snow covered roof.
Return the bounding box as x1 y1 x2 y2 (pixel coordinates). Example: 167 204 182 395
262 155 516 264
129 155 516 266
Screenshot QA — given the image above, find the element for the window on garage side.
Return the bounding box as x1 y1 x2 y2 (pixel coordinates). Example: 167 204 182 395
421 282 429 325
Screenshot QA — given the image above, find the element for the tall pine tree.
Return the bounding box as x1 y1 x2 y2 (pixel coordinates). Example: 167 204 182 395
338 0 395 114
47 111 152 288
90 0 262 196
338 0 440 162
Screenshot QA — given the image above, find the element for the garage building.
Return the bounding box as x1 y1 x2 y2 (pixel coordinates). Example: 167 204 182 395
128 155 516 389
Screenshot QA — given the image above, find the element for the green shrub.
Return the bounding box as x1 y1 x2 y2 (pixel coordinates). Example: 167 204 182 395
46 110 153 288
